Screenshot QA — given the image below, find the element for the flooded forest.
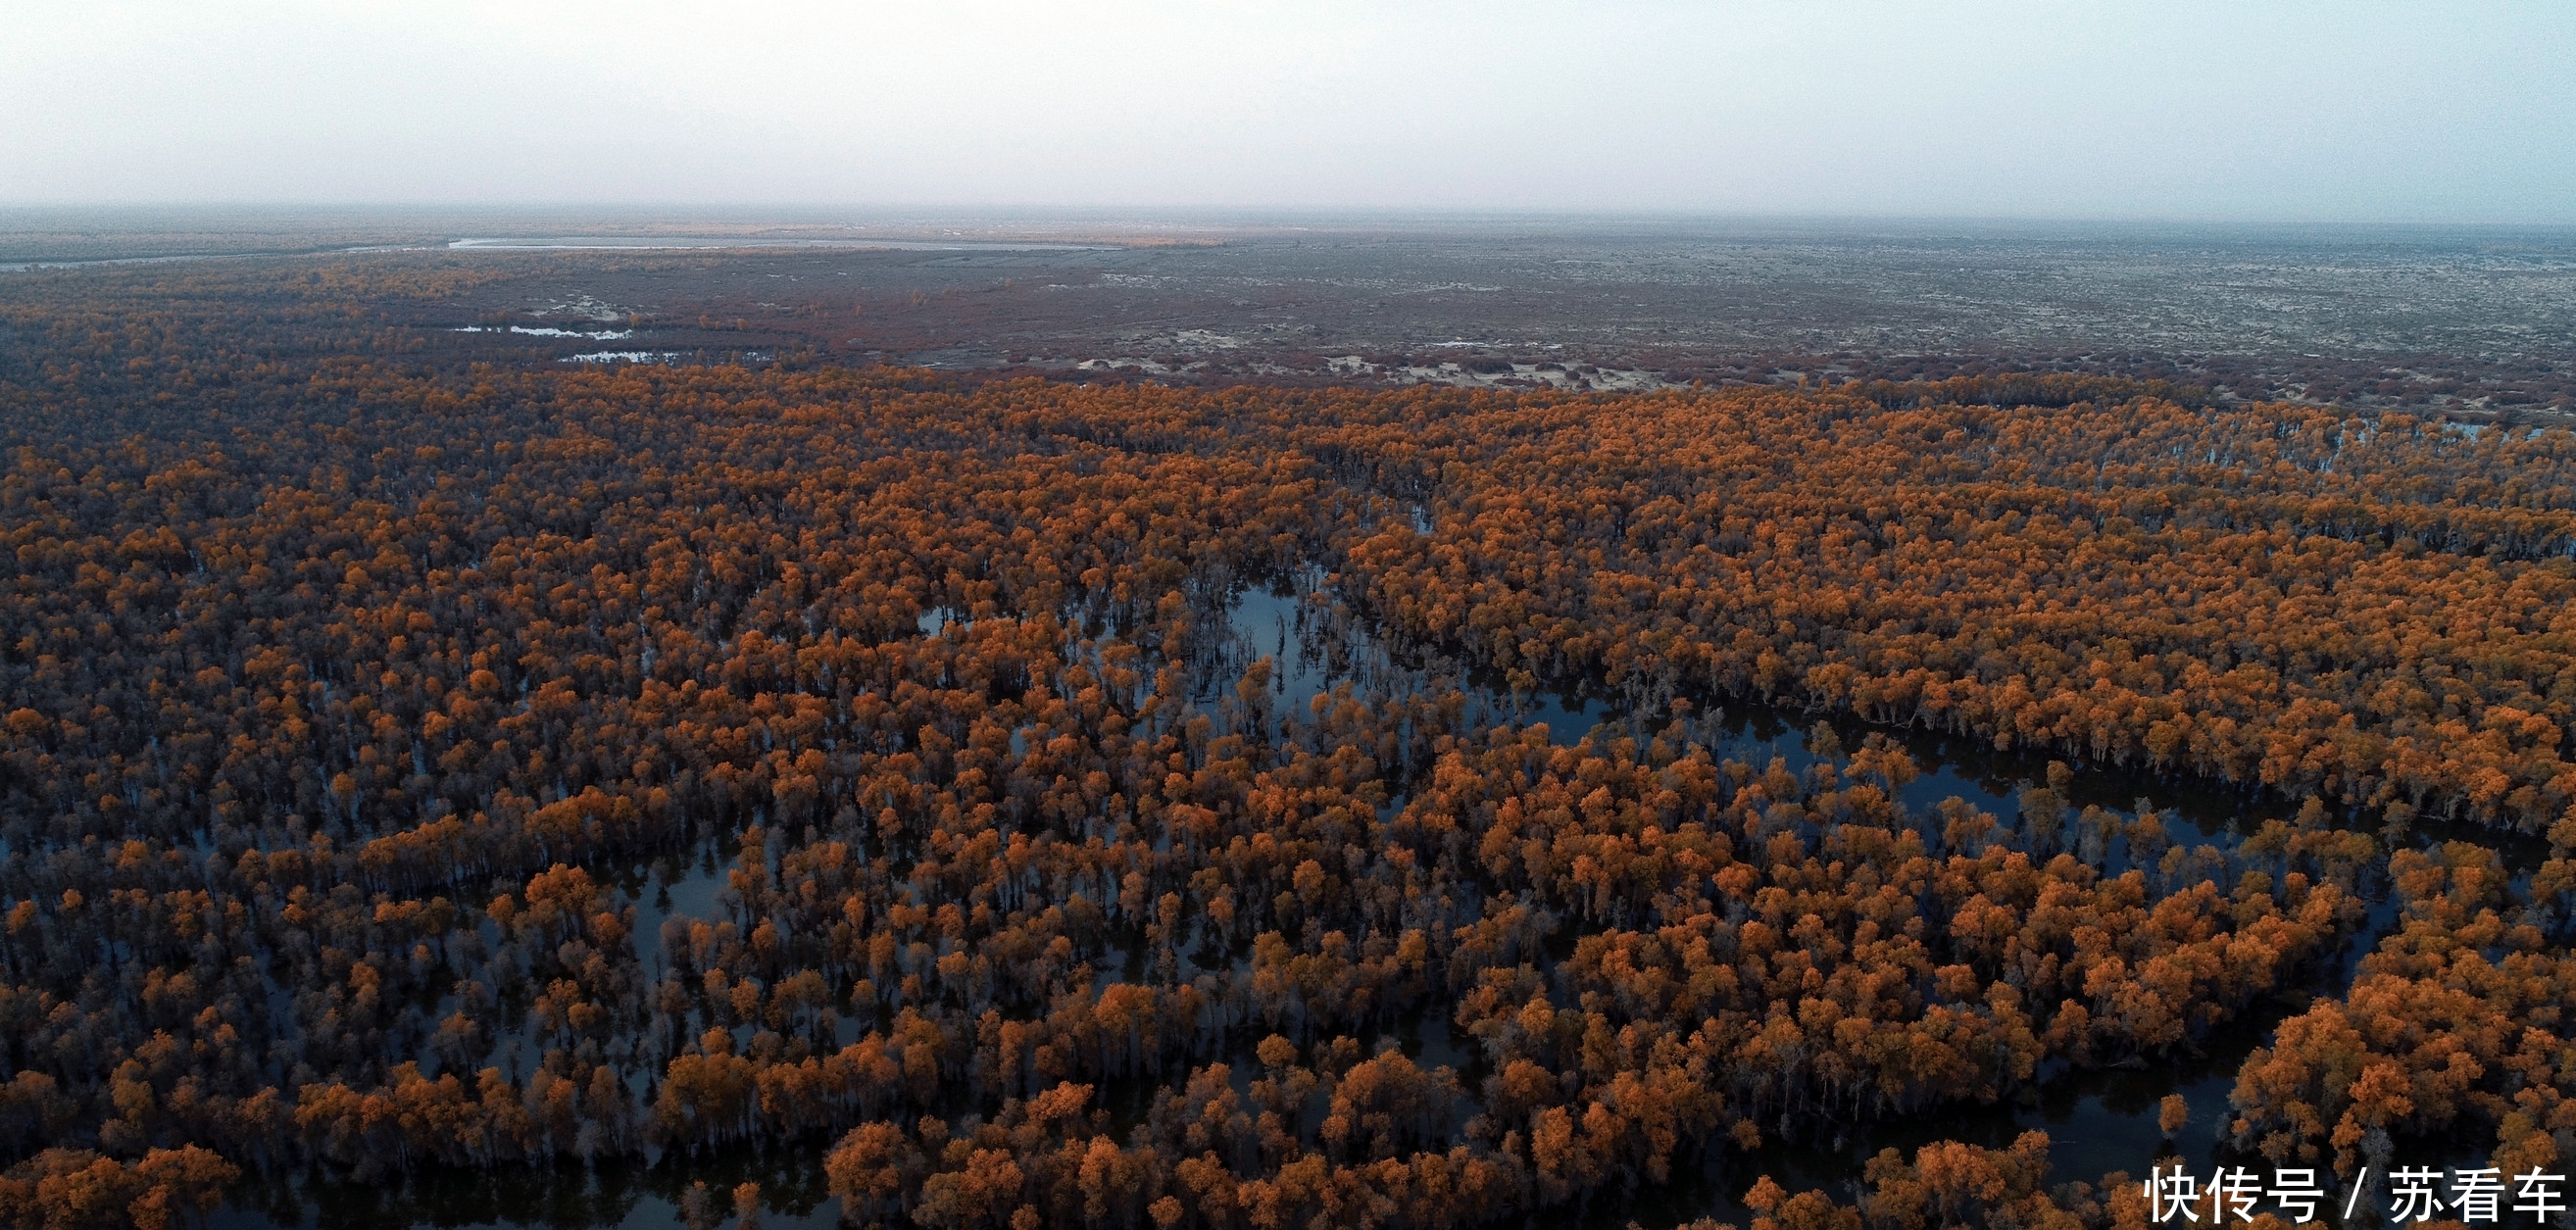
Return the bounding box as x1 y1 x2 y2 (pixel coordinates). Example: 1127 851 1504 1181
1 257 2573 1230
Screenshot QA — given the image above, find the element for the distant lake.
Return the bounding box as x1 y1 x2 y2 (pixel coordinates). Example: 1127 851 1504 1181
446 236 1121 253
0 237 1122 272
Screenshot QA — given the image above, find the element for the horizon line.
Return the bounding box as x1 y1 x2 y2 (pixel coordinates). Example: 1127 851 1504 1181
5 203 2576 231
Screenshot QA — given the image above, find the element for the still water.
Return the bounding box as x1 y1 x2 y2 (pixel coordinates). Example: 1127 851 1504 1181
216 573 2498 1229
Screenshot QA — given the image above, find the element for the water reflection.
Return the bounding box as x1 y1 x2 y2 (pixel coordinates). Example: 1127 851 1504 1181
218 570 2520 1229
216 1150 841 1230
1210 572 2508 1224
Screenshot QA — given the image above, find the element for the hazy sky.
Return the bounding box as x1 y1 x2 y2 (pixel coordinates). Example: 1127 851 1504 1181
7 1 2571 221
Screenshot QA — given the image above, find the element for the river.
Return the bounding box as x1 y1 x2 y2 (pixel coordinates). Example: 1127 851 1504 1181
212 570 2527 1229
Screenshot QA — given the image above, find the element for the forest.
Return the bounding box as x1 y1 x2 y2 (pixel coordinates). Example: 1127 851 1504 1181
0 258 2572 1230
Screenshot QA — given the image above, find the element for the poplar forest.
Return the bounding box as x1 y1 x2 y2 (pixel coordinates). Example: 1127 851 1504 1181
3 250 2575 1230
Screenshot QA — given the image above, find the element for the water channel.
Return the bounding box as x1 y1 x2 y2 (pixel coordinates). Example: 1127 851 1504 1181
213 570 2538 1229
1212 576 2508 1227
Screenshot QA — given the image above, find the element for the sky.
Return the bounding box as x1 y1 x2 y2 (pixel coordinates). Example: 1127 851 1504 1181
5 0 2572 222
